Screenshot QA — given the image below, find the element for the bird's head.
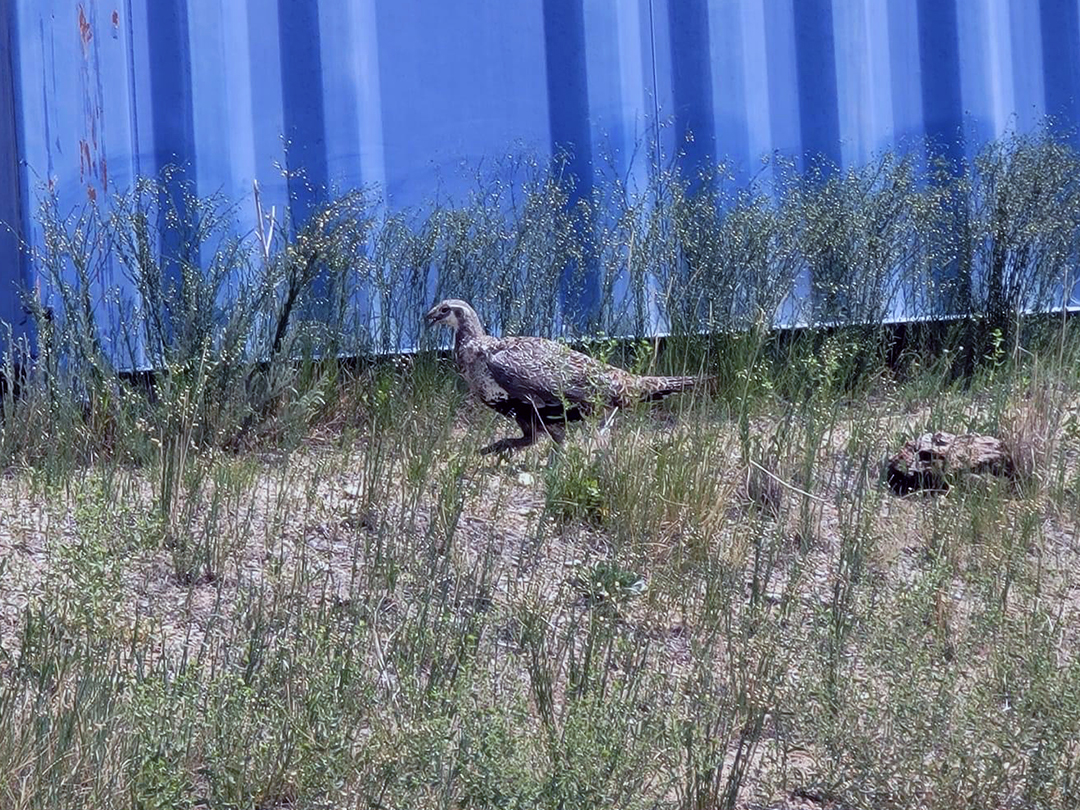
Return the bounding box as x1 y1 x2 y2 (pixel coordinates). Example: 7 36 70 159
424 299 476 332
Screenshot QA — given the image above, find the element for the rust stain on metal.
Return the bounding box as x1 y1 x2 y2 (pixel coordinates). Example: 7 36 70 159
87 186 97 203
74 4 109 198
111 9 119 28
78 139 89 181
77 5 93 47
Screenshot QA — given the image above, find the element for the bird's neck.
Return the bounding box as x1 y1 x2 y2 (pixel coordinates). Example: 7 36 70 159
453 311 485 351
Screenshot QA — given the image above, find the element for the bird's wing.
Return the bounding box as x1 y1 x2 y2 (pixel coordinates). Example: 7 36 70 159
484 337 622 409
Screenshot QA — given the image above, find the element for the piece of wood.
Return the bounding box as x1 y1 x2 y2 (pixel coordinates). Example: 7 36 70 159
886 431 1014 494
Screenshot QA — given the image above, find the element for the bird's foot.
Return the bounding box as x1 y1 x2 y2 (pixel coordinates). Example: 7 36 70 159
479 430 541 456
478 438 515 457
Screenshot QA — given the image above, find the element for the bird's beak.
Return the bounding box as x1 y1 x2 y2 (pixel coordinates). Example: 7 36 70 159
424 306 439 326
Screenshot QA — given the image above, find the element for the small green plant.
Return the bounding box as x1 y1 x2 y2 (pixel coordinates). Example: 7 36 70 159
544 445 608 524
570 561 645 610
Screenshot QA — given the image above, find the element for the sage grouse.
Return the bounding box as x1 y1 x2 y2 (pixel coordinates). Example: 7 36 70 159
425 299 699 455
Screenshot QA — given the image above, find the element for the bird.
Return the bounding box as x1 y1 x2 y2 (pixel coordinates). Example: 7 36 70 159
425 299 701 455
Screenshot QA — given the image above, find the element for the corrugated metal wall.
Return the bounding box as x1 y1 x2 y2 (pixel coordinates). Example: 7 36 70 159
2 0 1079 349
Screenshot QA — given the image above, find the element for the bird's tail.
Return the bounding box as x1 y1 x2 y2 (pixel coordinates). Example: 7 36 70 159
634 375 700 402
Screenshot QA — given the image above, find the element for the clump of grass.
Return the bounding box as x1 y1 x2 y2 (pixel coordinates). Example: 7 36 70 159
569 560 645 612
960 130 1080 350
544 443 608 524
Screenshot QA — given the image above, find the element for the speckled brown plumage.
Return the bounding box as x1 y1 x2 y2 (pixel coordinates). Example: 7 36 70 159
425 299 700 454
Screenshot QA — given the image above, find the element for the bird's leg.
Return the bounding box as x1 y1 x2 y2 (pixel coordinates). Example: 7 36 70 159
541 422 568 467
526 400 565 448
478 416 539 456
478 436 532 456
543 422 566 445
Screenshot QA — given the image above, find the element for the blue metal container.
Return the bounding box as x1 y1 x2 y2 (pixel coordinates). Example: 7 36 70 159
1 0 1078 356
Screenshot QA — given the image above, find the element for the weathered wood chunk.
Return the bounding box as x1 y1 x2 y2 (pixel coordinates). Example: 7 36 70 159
886 431 1013 494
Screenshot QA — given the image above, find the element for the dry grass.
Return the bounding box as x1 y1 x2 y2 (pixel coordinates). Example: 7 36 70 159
1 358 1079 809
